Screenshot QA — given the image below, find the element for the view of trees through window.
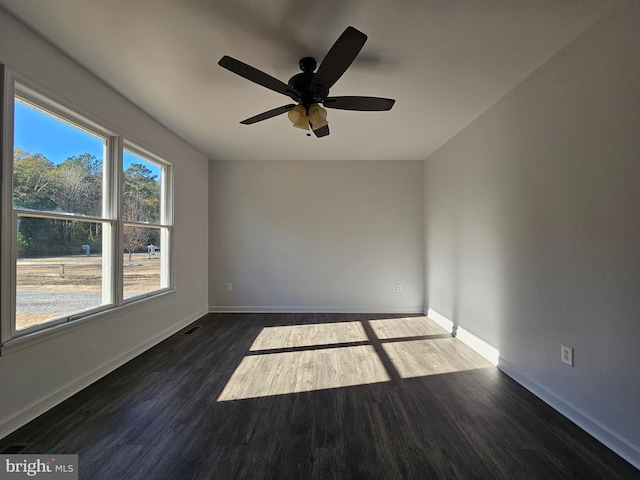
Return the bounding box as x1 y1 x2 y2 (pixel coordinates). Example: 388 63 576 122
13 96 166 331
14 148 105 256
122 150 163 299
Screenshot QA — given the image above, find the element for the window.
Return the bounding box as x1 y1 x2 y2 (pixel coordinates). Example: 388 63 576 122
12 96 111 332
1 69 173 347
122 148 171 300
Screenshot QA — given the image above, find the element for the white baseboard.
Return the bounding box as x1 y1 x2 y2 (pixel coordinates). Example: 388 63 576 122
0 308 206 440
425 308 639 470
499 359 640 470
209 306 424 314
426 308 500 365
425 309 640 469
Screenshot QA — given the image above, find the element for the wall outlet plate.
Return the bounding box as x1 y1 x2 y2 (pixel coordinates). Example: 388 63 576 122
396 283 403 293
561 344 574 367
225 283 232 292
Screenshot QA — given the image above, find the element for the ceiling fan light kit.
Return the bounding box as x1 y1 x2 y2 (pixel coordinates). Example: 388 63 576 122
288 105 309 130
218 26 395 138
308 103 328 130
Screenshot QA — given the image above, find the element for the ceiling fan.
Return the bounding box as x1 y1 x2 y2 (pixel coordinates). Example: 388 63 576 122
218 26 395 138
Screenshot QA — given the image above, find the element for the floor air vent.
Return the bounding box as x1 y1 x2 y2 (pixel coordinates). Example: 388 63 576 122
0 443 33 454
183 326 201 335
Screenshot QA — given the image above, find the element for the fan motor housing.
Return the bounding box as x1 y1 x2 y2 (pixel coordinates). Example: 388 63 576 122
288 57 329 107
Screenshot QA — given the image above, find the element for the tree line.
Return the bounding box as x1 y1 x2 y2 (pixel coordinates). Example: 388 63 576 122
14 149 160 258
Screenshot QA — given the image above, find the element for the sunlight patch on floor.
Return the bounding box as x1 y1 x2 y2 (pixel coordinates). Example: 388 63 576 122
249 321 367 351
218 316 498 402
369 316 447 339
383 337 493 378
217 344 389 401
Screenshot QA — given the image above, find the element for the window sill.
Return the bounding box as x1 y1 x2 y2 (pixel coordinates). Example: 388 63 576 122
0 288 175 356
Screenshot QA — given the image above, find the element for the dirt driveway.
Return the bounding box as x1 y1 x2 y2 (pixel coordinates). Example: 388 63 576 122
16 253 161 329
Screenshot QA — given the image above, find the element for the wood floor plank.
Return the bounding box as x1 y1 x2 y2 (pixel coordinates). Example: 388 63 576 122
0 313 637 479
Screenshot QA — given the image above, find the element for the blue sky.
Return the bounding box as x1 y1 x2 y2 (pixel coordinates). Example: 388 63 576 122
14 100 160 176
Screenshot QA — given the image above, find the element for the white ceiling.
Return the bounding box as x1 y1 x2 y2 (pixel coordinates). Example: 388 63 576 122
0 0 621 161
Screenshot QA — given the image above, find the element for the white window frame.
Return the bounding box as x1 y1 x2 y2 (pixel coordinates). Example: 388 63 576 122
121 142 174 303
0 66 174 352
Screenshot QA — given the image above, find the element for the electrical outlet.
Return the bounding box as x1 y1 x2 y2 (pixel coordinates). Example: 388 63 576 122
396 283 403 293
225 283 232 292
561 344 574 367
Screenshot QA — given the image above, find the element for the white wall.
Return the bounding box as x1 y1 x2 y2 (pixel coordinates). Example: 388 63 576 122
209 160 424 313
424 0 640 466
0 9 209 436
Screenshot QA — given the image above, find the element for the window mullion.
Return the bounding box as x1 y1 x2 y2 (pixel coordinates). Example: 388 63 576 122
162 165 174 290
104 136 123 307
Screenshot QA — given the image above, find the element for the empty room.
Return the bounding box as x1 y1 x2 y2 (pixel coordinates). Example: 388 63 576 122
0 1 638 479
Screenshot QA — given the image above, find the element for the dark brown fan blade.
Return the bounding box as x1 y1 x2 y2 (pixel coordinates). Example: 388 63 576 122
312 125 330 138
310 27 367 92
323 96 395 111
240 104 297 124
219 56 300 99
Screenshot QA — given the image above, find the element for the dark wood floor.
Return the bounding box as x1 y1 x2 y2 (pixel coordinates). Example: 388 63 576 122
1 313 637 479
